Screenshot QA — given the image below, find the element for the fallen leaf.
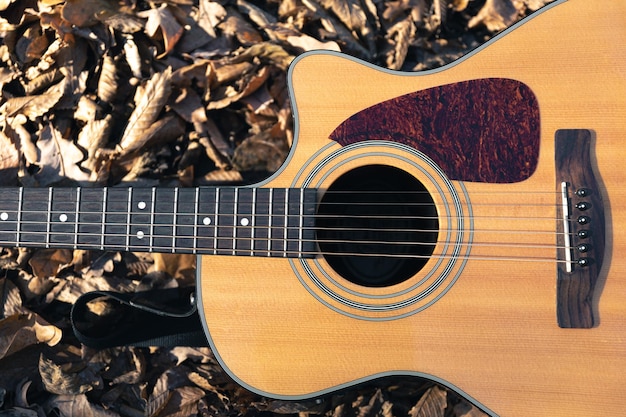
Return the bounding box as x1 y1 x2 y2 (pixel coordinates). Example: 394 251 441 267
28 248 73 279
39 354 102 395
408 386 447 417
218 9 263 46
0 130 20 183
96 53 118 104
44 393 118 417
139 4 184 57
286 33 341 52
195 0 227 38
0 83 64 121
34 123 90 185
62 0 120 27
119 68 173 152
469 0 518 31
0 314 62 360
0 277 23 318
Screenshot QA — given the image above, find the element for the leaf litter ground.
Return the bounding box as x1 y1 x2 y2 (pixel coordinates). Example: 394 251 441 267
0 0 554 416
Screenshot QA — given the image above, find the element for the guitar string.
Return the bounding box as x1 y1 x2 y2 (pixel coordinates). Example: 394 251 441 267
0 235 569 264
0 226 582 261
0 207 582 223
0 215 580 238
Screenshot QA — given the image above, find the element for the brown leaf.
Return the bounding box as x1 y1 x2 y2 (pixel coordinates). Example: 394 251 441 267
355 389 393 417
155 386 205 417
0 314 62 360
468 0 518 31
119 68 173 152
34 123 90 185
454 401 489 417
196 0 227 38
408 386 447 417
0 129 20 178
169 88 208 124
285 33 341 52
218 9 263 46
139 4 184 57
119 113 185 158
39 354 102 395
77 114 113 171
208 65 271 110
0 277 23 318
0 84 64 120
44 394 118 417
232 129 288 172
97 54 118 104
301 0 372 59
384 16 416 70
62 0 120 27
28 248 73 279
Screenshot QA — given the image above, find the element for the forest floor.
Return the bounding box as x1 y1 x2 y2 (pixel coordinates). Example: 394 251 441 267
0 0 554 416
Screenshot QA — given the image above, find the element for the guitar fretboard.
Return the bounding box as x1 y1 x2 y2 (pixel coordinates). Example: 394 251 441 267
0 187 318 258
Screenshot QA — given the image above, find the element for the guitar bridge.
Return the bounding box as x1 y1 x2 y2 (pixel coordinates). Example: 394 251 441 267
555 129 606 328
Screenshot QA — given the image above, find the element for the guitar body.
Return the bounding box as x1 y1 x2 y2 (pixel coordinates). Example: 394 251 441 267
199 1 626 415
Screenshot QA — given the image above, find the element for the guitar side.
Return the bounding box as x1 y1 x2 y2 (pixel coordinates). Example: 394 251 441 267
198 1 626 416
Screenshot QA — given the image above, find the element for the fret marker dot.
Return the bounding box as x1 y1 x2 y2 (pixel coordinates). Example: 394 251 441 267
202 217 211 225
137 230 144 239
0 212 7 221
138 201 147 210
59 214 68 222
240 218 250 226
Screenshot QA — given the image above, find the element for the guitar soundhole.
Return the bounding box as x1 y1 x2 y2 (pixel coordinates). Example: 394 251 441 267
316 165 439 287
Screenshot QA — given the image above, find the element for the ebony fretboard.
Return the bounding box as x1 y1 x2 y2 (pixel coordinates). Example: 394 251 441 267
0 187 318 258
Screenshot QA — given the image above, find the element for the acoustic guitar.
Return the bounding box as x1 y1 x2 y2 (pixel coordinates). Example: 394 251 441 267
0 0 624 415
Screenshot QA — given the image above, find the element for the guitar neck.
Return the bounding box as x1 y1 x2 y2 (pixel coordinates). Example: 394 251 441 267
0 187 318 258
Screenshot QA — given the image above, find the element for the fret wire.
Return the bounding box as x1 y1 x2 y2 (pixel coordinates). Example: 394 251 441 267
101 187 107 250
268 188 273 257
233 188 238 256
74 187 81 249
193 187 199 255
126 187 132 251
16 187 23 246
299 188 303 257
213 188 219 255
283 190 288 257
150 187 156 251
172 187 178 254
46 187 52 249
251 188 256 257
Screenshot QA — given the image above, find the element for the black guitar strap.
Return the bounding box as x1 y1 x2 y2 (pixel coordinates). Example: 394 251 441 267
70 288 208 348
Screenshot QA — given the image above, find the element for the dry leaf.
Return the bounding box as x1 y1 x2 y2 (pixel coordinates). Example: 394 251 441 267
408 386 447 417
218 9 263 46
44 393 118 417
77 114 113 171
454 401 489 417
195 0 227 38
62 0 120 27
119 68 173 152
285 33 341 52
469 0 518 31
0 84 64 121
139 4 184 57
97 54 118 104
34 123 90 185
384 16 416 69
0 277 23 318
0 314 62 360
0 129 20 182
39 354 103 395
28 248 73 279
